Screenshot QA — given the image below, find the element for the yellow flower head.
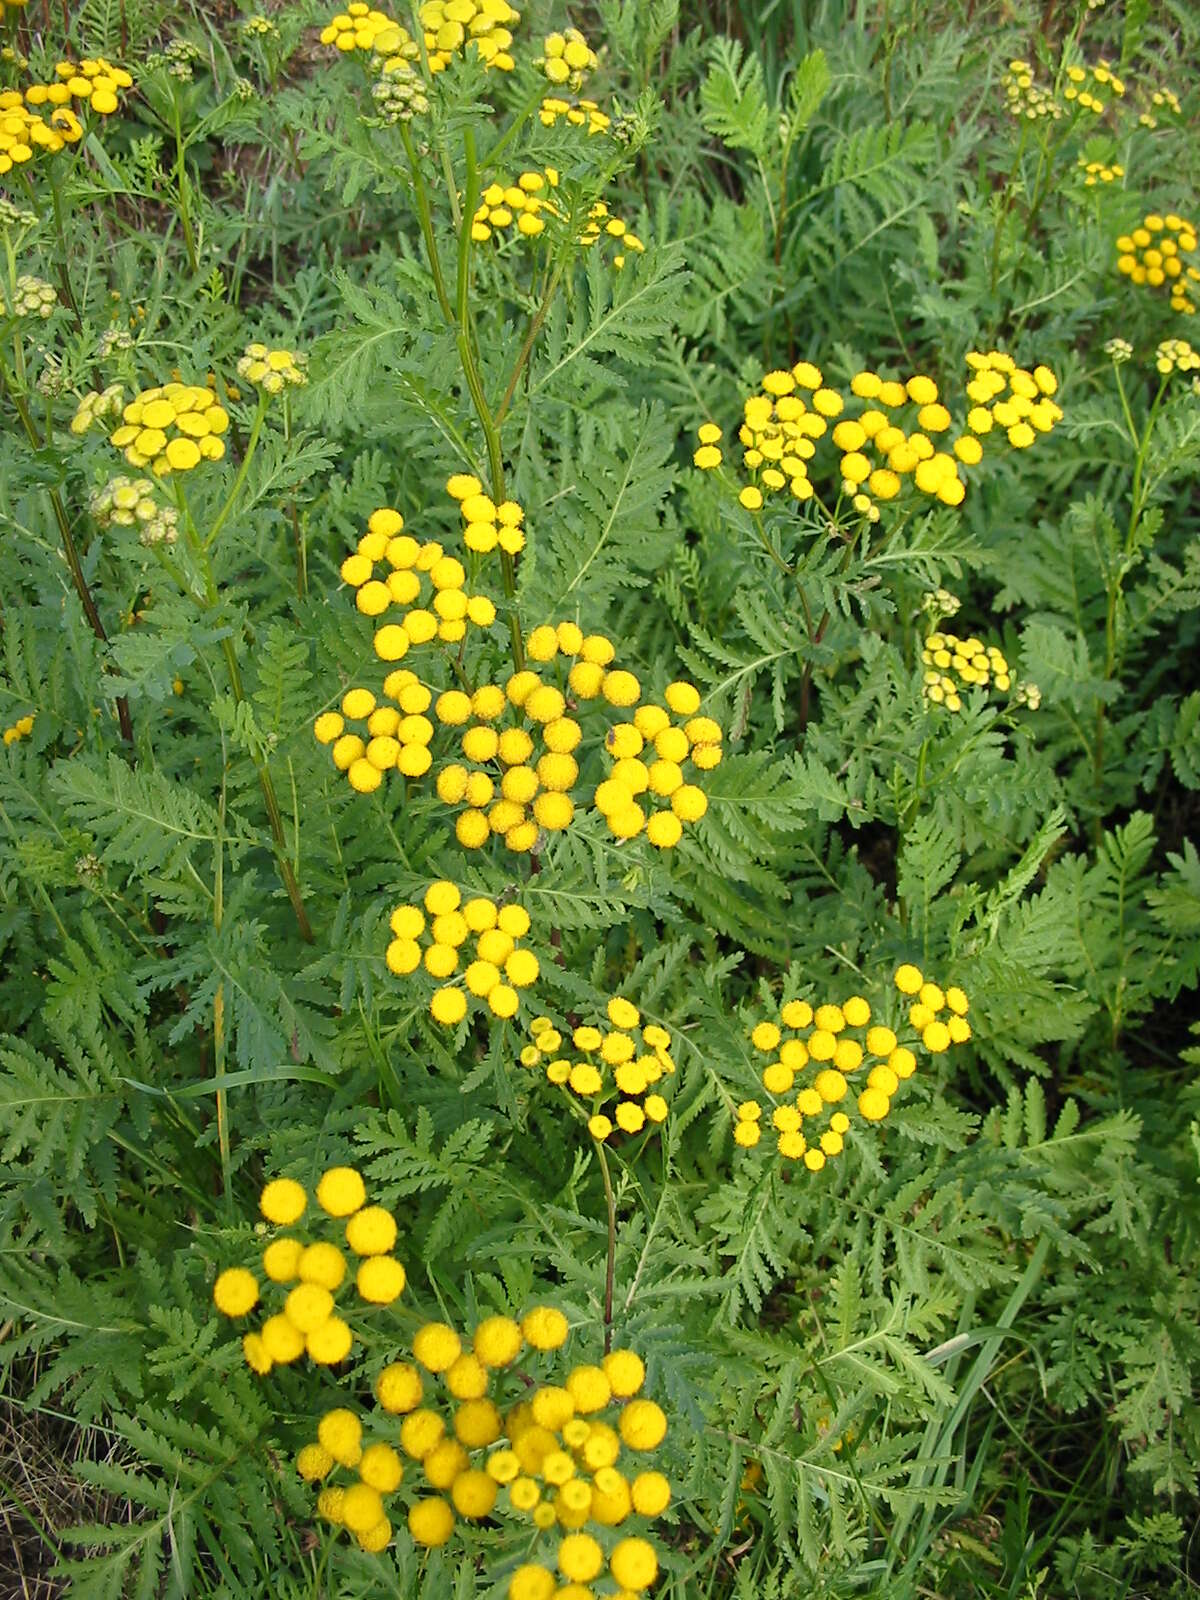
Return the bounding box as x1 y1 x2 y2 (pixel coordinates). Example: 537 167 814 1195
537 27 598 91
413 0 521 73
102 381 230 477
999 58 1067 121
384 885 538 1025
319 3 407 53
518 1004 674 1141
539 94 612 135
696 353 1003 518
324 505 497 699
217 1170 405 1375
235 341 308 395
1120 209 1200 315
594 680 721 846
1155 338 1200 375
920 629 1013 712
738 974 971 1168
471 168 560 245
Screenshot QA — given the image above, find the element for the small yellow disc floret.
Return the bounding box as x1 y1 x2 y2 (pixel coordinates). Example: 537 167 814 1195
260 1177 307 1224
316 1167 366 1217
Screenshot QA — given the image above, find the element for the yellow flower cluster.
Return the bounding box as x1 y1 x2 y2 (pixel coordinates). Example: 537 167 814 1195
893 963 972 1045
536 27 597 90
310 1307 565 1552
694 358 1060 514
1079 158 1124 186
211 1168 406 1373
0 91 83 176
594 679 720 847
336 507 498 659
68 383 124 436
334 1309 668 1592
2 713 34 747
88 475 179 546
469 178 643 265
1116 213 1199 315
519 1000 675 1142
416 0 520 72
436 671 582 851
314 674 448 792
734 363 841 504
578 199 646 269
538 95 611 135
922 631 1011 711
383 881 536 1025
25 57 133 116
962 351 1062 449
1063 59 1125 111
320 4 404 52
298 1408 404 1553
391 1309 570 1540
1001 60 1063 121
472 169 559 242
1156 339 1199 376
235 342 308 394
100 383 230 475
446 474 526 553
319 490 718 855
0 274 56 318
1138 86 1181 129
738 969 970 1169
307 1306 668 1586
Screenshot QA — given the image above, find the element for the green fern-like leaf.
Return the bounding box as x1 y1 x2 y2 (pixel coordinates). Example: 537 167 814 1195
699 38 772 160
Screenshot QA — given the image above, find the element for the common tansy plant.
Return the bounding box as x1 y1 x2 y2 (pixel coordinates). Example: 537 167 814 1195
4 3 1196 1598
212 1169 407 1372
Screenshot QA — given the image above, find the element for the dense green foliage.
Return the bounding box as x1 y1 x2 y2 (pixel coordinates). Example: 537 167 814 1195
1 0 1199 1595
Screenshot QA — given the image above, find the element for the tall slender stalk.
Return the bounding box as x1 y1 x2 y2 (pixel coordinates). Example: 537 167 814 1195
1092 367 1167 821
455 127 524 667
593 1136 617 1353
495 259 566 428
46 166 83 332
213 775 232 1207
172 99 200 276
403 108 532 668
174 448 314 942
0 357 134 743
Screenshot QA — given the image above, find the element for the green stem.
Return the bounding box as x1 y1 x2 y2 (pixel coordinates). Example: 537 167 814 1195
205 394 268 549
456 126 524 668
290 501 307 599
213 775 232 1208
172 96 199 275
0 355 134 742
400 123 455 324
46 165 83 331
1094 371 1166 816
747 505 794 578
494 257 566 427
482 79 548 172
180 491 314 942
593 1135 617 1354
283 396 307 599
219 629 313 941
988 122 1029 297
1023 131 1055 237
404 115 526 668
